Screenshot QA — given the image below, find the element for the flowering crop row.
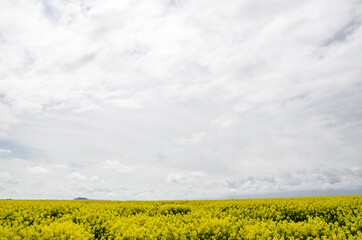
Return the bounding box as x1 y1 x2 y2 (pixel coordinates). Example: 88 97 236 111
0 195 361 239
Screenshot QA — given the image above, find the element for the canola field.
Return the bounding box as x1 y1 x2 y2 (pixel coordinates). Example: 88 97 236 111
0 195 361 239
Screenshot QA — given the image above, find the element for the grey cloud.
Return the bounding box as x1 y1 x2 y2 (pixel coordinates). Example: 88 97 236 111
323 19 361 46
61 53 97 72
348 167 362 177
0 172 19 184
217 168 362 195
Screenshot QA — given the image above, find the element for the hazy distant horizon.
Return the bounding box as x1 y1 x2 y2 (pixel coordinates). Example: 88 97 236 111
1 0 361 200
1 188 361 202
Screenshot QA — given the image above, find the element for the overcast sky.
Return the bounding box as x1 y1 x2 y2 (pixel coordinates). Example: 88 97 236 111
0 0 361 200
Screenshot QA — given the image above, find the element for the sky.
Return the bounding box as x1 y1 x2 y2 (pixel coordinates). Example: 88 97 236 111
0 0 361 200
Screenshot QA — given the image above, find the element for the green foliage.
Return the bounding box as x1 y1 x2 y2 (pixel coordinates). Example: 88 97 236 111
0 196 361 239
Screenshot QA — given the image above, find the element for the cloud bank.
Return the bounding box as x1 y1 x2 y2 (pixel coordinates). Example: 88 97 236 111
0 0 361 199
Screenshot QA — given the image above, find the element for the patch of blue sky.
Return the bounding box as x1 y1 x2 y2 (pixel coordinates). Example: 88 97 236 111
0 140 35 159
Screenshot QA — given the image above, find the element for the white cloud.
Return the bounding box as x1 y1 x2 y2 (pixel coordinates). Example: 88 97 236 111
28 166 49 174
90 176 100 182
102 160 135 173
0 171 19 184
51 164 68 169
0 103 18 137
67 172 86 180
176 132 206 145
0 148 11 154
167 171 207 184
0 0 361 199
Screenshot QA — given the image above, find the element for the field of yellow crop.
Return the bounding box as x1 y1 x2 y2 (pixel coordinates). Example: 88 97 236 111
0 195 361 239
